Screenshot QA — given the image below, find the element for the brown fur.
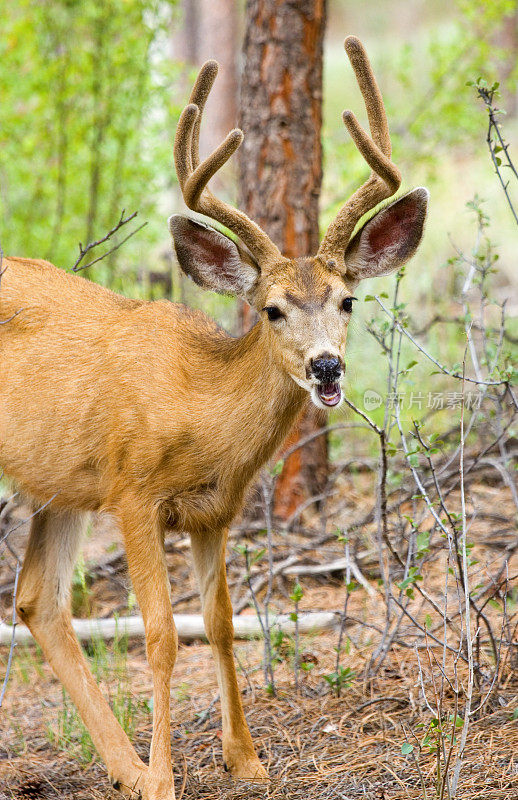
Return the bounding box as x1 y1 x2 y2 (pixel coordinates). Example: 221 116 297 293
0 258 310 519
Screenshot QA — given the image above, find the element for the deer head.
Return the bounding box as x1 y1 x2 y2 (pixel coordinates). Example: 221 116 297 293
169 37 428 410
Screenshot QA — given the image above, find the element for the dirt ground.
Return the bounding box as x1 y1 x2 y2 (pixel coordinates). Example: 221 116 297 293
0 478 517 799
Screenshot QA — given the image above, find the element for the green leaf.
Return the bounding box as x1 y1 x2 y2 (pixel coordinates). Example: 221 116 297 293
271 459 284 476
416 531 430 556
289 582 303 604
450 714 464 728
401 742 414 755
251 548 266 565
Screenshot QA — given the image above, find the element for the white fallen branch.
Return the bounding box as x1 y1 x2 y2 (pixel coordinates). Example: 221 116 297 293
283 554 375 596
0 611 340 646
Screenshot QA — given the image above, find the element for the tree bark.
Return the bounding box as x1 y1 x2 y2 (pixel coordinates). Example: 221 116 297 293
239 0 328 519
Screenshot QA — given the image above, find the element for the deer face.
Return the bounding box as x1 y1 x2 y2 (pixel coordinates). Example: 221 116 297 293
169 187 428 410
255 258 351 409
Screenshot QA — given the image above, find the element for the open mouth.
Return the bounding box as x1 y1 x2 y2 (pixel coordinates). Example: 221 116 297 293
316 382 342 407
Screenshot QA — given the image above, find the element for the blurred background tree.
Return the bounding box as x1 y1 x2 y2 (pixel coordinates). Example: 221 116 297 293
0 0 178 291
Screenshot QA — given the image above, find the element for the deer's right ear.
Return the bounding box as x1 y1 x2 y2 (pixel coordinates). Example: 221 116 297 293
169 215 260 301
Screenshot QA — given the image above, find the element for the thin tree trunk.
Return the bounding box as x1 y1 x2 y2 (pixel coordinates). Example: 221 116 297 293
239 0 327 519
171 0 239 306
198 0 238 158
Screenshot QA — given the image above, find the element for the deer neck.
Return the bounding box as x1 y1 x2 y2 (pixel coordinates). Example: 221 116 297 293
202 319 308 470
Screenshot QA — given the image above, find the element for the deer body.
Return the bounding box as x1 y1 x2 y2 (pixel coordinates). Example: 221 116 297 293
0 256 306 523
2 38 429 800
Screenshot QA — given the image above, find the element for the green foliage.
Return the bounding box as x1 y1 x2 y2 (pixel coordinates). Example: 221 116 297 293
289 581 303 606
349 0 517 179
13 644 45 684
323 665 356 694
48 686 96 763
0 0 178 285
397 566 423 599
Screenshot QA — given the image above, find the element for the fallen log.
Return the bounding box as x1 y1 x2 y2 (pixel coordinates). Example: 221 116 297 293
0 611 340 646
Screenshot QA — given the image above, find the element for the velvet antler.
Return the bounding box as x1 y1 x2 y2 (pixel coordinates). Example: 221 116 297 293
174 60 283 267
318 36 402 264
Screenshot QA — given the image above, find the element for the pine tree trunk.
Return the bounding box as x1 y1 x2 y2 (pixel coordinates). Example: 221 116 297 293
239 0 328 519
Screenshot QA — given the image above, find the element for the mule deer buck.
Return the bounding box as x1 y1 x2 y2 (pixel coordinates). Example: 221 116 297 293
0 37 427 799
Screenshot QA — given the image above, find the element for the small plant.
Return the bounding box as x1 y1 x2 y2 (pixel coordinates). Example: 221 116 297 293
329 530 359 695
289 581 303 692
324 666 356 695
48 687 96 763
175 682 191 703
400 713 464 800
14 644 45 685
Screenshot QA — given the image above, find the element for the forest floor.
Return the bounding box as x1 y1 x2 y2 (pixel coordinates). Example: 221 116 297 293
0 476 516 800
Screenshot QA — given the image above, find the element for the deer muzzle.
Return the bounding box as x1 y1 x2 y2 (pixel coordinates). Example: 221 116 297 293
309 354 345 409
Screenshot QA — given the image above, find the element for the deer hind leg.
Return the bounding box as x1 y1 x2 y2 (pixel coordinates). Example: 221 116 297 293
190 529 267 780
120 501 177 800
16 508 146 797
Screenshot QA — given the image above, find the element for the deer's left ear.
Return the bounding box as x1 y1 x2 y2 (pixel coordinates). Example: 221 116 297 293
343 187 429 282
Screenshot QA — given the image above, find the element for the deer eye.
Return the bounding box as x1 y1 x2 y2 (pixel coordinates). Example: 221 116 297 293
341 296 357 313
263 305 284 322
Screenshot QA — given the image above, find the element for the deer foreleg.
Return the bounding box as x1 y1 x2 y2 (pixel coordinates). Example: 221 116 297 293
120 500 177 800
190 529 267 780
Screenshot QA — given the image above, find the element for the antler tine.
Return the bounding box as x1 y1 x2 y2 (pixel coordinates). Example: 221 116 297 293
174 103 198 191
174 61 283 265
344 36 390 156
187 59 219 171
184 128 244 209
318 36 401 263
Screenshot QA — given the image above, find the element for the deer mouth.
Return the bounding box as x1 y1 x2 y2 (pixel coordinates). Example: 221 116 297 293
316 382 342 407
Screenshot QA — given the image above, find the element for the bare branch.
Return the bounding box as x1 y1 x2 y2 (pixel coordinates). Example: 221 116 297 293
477 85 518 225
375 295 510 387
71 209 147 272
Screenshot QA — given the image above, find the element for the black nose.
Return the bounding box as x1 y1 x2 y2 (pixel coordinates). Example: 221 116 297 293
311 355 342 383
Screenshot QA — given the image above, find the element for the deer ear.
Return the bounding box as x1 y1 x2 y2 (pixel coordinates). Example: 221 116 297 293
343 188 429 282
168 215 260 301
